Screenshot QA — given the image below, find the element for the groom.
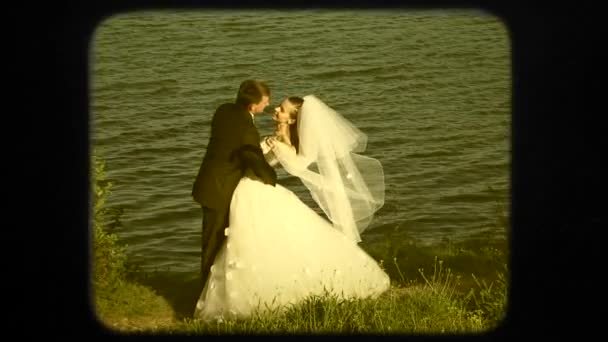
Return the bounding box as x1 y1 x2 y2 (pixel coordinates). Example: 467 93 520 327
192 80 277 290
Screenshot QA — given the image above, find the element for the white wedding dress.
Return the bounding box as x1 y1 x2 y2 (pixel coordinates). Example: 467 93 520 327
193 141 390 321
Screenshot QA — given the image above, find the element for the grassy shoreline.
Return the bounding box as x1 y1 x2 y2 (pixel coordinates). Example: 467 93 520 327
94 257 507 334
93 154 508 334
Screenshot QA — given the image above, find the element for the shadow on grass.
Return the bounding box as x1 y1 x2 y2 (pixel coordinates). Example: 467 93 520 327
128 269 203 320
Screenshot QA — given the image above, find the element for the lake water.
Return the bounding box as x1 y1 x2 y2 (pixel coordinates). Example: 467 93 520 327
92 9 510 273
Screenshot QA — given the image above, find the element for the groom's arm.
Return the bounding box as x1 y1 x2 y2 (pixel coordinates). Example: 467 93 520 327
233 145 277 186
232 123 277 186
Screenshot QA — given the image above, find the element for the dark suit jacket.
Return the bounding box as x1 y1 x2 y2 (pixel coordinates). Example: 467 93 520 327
192 102 277 211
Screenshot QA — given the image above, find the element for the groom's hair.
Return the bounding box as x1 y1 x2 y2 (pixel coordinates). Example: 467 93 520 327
236 80 270 107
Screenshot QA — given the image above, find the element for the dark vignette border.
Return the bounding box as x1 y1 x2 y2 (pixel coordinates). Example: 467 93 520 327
16 0 603 340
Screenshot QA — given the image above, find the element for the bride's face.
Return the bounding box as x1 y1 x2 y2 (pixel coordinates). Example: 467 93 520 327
273 99 296 124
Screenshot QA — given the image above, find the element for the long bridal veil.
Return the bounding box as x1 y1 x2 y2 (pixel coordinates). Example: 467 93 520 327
277 95 385 242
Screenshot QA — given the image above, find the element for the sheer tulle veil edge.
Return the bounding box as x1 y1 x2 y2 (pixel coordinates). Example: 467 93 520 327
289 94 386 242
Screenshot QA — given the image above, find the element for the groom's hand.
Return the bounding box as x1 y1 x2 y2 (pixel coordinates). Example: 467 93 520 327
261 168 277 186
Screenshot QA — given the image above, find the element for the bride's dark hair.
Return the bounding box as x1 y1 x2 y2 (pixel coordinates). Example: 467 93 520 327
288 96 304 153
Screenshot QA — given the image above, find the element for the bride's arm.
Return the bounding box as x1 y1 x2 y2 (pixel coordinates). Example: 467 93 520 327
272 142 317 177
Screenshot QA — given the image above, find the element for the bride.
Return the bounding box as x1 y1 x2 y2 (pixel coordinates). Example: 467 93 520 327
194 95 389 321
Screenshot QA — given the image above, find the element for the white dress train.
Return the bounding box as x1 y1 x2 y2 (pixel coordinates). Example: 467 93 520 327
194 142 390 321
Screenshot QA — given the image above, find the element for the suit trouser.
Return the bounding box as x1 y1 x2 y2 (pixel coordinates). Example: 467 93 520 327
200 206 230 292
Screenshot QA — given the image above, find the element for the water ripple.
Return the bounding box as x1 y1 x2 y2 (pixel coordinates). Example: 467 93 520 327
93 11 510 272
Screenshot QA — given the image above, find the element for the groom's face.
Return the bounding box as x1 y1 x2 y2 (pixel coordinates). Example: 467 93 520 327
249 96 270 115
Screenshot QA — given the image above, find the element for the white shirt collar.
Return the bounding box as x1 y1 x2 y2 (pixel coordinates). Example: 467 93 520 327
249 112 255 122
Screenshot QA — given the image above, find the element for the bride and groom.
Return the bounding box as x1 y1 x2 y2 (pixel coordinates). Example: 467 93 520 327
192 80 389 321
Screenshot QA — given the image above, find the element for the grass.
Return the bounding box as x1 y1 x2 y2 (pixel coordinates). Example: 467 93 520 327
176 258 495 335
94 280 177 332
92 153 508 334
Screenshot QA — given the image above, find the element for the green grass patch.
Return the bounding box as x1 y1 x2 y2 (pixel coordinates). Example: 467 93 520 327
176 258 499 335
